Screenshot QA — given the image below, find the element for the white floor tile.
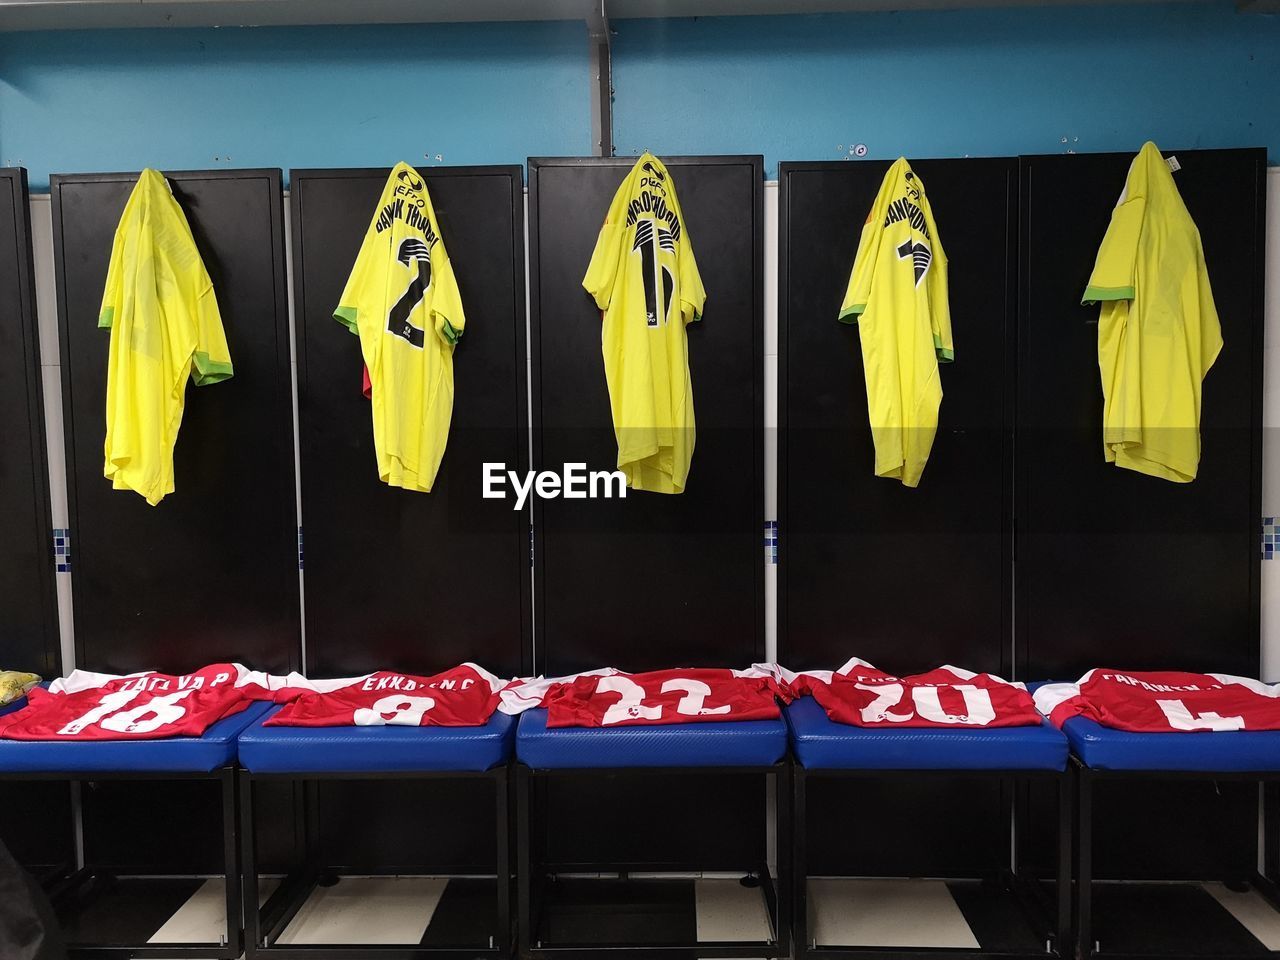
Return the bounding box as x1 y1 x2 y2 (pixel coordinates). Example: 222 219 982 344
148 877 279 944
1204 882 1280 950
695 877 772 942
276 876 446 945
808 878 979 949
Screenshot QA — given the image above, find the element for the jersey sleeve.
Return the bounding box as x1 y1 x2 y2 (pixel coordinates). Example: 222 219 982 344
98 224 126 330
1196 238 1224 378
923 202 954 363
839 213 882 323
191 279 233 385
1082 194 1146 304
430 244 465 346
583 215 624 312
678 227 706 324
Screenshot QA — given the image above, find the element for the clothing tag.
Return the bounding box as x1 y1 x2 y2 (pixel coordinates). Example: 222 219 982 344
1166 155 1181 173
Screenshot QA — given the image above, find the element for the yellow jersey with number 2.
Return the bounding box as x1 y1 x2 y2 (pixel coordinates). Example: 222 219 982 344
99 168 233 506
335 162 465 493
839 158 953 489
584 154 706 495
1082 142 1222 483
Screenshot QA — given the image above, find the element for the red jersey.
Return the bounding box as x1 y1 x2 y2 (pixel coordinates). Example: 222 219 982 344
778 659 1041 728
1035 669 1280 732
0 664 287 741
502 667 788 728
265 663 506 727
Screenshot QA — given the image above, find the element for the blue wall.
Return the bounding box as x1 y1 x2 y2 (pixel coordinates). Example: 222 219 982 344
611 2 1280 177
0 3 1278 188
0 21 589 188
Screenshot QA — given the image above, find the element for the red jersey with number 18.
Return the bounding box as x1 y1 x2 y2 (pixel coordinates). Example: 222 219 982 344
264 664 507 727
0 664 286 741
1034 669 1280 732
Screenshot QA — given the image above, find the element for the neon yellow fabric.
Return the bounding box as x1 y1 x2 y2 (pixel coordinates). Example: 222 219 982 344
335 162 465 493
1082 142 1222 483
99 168 232 506
584 153 706 494
839 157 952 488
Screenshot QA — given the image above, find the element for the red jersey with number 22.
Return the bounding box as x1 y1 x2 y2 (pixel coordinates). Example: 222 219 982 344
265 663 506 727
0 664 285 741
1034 669 1280 732
782 659 1041 728
504 667 788 728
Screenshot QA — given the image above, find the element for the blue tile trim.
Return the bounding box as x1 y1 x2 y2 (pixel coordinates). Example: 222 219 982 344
1265 517 1276 561
298 526 304 571
52 528 71 573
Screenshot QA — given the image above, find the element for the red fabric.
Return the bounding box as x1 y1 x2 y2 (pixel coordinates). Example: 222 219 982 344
539 668 788 728
1036 669 1280 732
791 660 1041 728
0 664 282 741
266 664 505 727
361 363 372 400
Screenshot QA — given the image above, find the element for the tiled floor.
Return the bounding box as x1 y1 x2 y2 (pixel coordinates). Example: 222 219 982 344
138 873 1280 958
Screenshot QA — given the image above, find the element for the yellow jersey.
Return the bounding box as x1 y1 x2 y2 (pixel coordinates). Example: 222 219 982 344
583 154 706 494
1082 142 1222 483
335 162 465 493
839 157 952 488
99 168 233 506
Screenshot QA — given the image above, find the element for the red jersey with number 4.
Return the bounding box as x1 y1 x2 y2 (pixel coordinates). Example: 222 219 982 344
1034 669 1280 732
780 659 1041 728
503 667 788 728
265 663 507 727
0 664 287 741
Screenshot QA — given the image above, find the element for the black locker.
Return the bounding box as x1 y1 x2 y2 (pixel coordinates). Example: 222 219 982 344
0 168 72 876
290 165 528 872
50 169 299 874
0 168 58 678
527 155 765 870
1018 148 1266 882
778 158 1018 877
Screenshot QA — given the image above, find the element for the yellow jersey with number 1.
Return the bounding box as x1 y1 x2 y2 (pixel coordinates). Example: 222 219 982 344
839 157 952 489
99 168 233 506
584 153 706 494
335 162 465 493
1082 141 1222 483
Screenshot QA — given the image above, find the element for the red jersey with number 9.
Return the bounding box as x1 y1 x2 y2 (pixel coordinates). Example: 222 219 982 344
0 664 286 741
780 659 1042 728
503 667 788 728
1034 669 1280 732
264 663 507 727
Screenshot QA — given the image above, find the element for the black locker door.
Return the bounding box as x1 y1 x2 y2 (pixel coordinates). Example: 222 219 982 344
528 156 765 870
290 166 528 872
0 168 57 678
1018 148 1266 881
51 170 299 677
778 158 1017 877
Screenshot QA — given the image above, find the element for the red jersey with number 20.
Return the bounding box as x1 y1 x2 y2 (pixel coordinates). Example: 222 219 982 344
503 667 788 729
265 664 507 727
779 659 1041 728
1034 669 1280 732
0 664 285 741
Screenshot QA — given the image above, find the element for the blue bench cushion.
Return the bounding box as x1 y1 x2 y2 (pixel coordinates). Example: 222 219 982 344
516 708 788 769
0 701 272 774
1063 717 1280 772
785 696 1069 771
237 707 515 773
